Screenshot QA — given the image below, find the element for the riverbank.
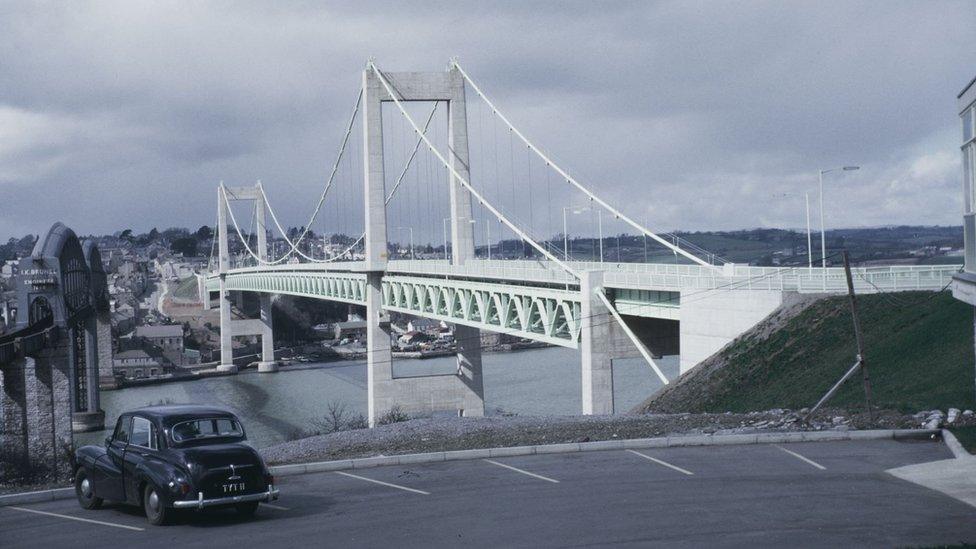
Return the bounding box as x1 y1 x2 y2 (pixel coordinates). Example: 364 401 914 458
105 341 555 390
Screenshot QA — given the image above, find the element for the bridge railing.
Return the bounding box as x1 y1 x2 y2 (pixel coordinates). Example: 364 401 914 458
215 259 960 295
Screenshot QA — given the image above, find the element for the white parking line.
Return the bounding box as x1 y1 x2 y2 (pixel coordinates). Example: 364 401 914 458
334 471 430 495
7 506 145 531
626 450 694 476
483 459 560 483
260 503 290 511
774 445 827 470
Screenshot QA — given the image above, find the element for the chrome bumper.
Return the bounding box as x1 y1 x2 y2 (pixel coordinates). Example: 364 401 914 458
173 484 279 509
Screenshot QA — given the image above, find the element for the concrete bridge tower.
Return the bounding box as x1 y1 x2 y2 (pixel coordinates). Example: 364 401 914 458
361 65 485 426
216 183 277 373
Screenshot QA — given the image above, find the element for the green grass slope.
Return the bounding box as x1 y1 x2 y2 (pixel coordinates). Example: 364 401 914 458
172 277 200 300
644 292 974 414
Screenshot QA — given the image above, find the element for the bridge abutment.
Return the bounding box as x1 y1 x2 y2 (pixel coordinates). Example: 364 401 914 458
678 288 787 373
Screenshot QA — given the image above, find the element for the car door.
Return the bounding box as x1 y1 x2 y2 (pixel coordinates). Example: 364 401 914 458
94 415 129 502
123 415 155 505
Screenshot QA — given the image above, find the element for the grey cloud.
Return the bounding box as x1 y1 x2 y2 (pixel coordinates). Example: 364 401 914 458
0 0 974 241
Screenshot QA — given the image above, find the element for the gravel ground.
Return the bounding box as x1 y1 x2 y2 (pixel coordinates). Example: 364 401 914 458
260 407 943 465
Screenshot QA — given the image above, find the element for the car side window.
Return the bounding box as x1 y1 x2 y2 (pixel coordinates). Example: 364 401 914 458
130 416 153 448
113 416 131 444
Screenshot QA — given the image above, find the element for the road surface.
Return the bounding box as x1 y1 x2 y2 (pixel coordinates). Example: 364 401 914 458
3 438 974 548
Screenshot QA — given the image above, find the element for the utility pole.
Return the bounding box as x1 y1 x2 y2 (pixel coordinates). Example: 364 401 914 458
804 250 873 422
843 250 873 421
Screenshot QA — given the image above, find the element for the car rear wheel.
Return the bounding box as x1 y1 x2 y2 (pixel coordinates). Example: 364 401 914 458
74 469 102 510
235 501 260 517
143 485 171 526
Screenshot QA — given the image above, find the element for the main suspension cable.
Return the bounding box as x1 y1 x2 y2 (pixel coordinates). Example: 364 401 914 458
452 60 719 269
370 61 579 277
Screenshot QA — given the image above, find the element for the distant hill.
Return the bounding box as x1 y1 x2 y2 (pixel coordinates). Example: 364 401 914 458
486 225 963 266
639 291 975 414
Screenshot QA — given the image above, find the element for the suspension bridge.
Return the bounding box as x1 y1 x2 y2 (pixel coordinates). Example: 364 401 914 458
201 59 958 426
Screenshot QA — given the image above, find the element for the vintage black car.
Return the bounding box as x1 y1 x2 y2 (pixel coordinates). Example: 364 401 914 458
74 405 279 525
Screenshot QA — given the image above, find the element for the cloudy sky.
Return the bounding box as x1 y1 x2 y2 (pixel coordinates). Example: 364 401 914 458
1 0 975 243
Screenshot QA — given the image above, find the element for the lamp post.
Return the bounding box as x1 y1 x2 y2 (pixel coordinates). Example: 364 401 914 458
562 206 603 262
643 218 648 263
805 192 812 269
818 166 860 268
771 191 815 268
395 227 414 259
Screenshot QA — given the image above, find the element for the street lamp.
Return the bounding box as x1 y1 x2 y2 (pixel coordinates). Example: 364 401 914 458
395 227 414 259
562 206 603 262
818 166 860 268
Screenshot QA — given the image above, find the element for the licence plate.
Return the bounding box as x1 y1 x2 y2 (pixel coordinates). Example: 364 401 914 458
222 482 246 494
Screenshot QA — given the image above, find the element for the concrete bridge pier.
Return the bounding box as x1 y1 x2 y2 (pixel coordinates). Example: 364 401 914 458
25 345 73 478
580 271 614 414
216 184 237 373
0 358 29 467
96 309 117 389
254 191 277 373
213 184 248 373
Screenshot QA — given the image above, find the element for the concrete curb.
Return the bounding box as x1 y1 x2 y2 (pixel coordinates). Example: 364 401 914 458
267 428 940 478
941 428 974 460
0 487 73 507
0 428 940 507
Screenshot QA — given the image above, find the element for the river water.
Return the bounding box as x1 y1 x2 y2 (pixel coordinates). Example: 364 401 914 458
78 348 679 449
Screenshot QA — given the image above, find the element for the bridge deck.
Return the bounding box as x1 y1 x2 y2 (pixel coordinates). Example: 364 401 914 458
206 260 958 349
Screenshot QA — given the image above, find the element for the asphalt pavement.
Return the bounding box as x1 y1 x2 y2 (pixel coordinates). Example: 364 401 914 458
2 438 975 548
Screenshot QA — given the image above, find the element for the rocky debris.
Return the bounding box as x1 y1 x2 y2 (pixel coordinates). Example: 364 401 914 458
908 408 976 430
948 408 961 424
261 407 922 466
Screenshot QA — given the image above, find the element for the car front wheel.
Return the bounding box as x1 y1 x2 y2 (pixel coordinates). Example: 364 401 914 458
74 469 102 510
143 484 171 526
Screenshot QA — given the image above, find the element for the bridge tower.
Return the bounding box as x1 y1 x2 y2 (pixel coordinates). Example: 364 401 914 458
216 183 277 373
362 64 485 426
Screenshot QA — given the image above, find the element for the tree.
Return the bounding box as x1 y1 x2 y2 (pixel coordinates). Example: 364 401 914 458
148 227 160 241
120 229 133 241
170 237 198 257
195 226 213 240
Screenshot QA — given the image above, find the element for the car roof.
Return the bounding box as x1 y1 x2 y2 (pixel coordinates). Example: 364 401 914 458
127 405 239 425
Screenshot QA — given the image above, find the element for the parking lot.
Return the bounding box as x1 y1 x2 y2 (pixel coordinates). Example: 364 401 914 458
3 438 975 548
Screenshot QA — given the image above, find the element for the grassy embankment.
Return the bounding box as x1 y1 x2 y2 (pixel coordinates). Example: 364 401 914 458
172 276 200 300
644 292 975 414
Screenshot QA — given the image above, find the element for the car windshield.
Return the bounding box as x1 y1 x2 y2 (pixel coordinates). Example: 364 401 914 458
170 418 244 443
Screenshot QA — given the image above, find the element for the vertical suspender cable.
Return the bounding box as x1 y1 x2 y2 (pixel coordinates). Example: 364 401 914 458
369 61 579 277
452 60 717 269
